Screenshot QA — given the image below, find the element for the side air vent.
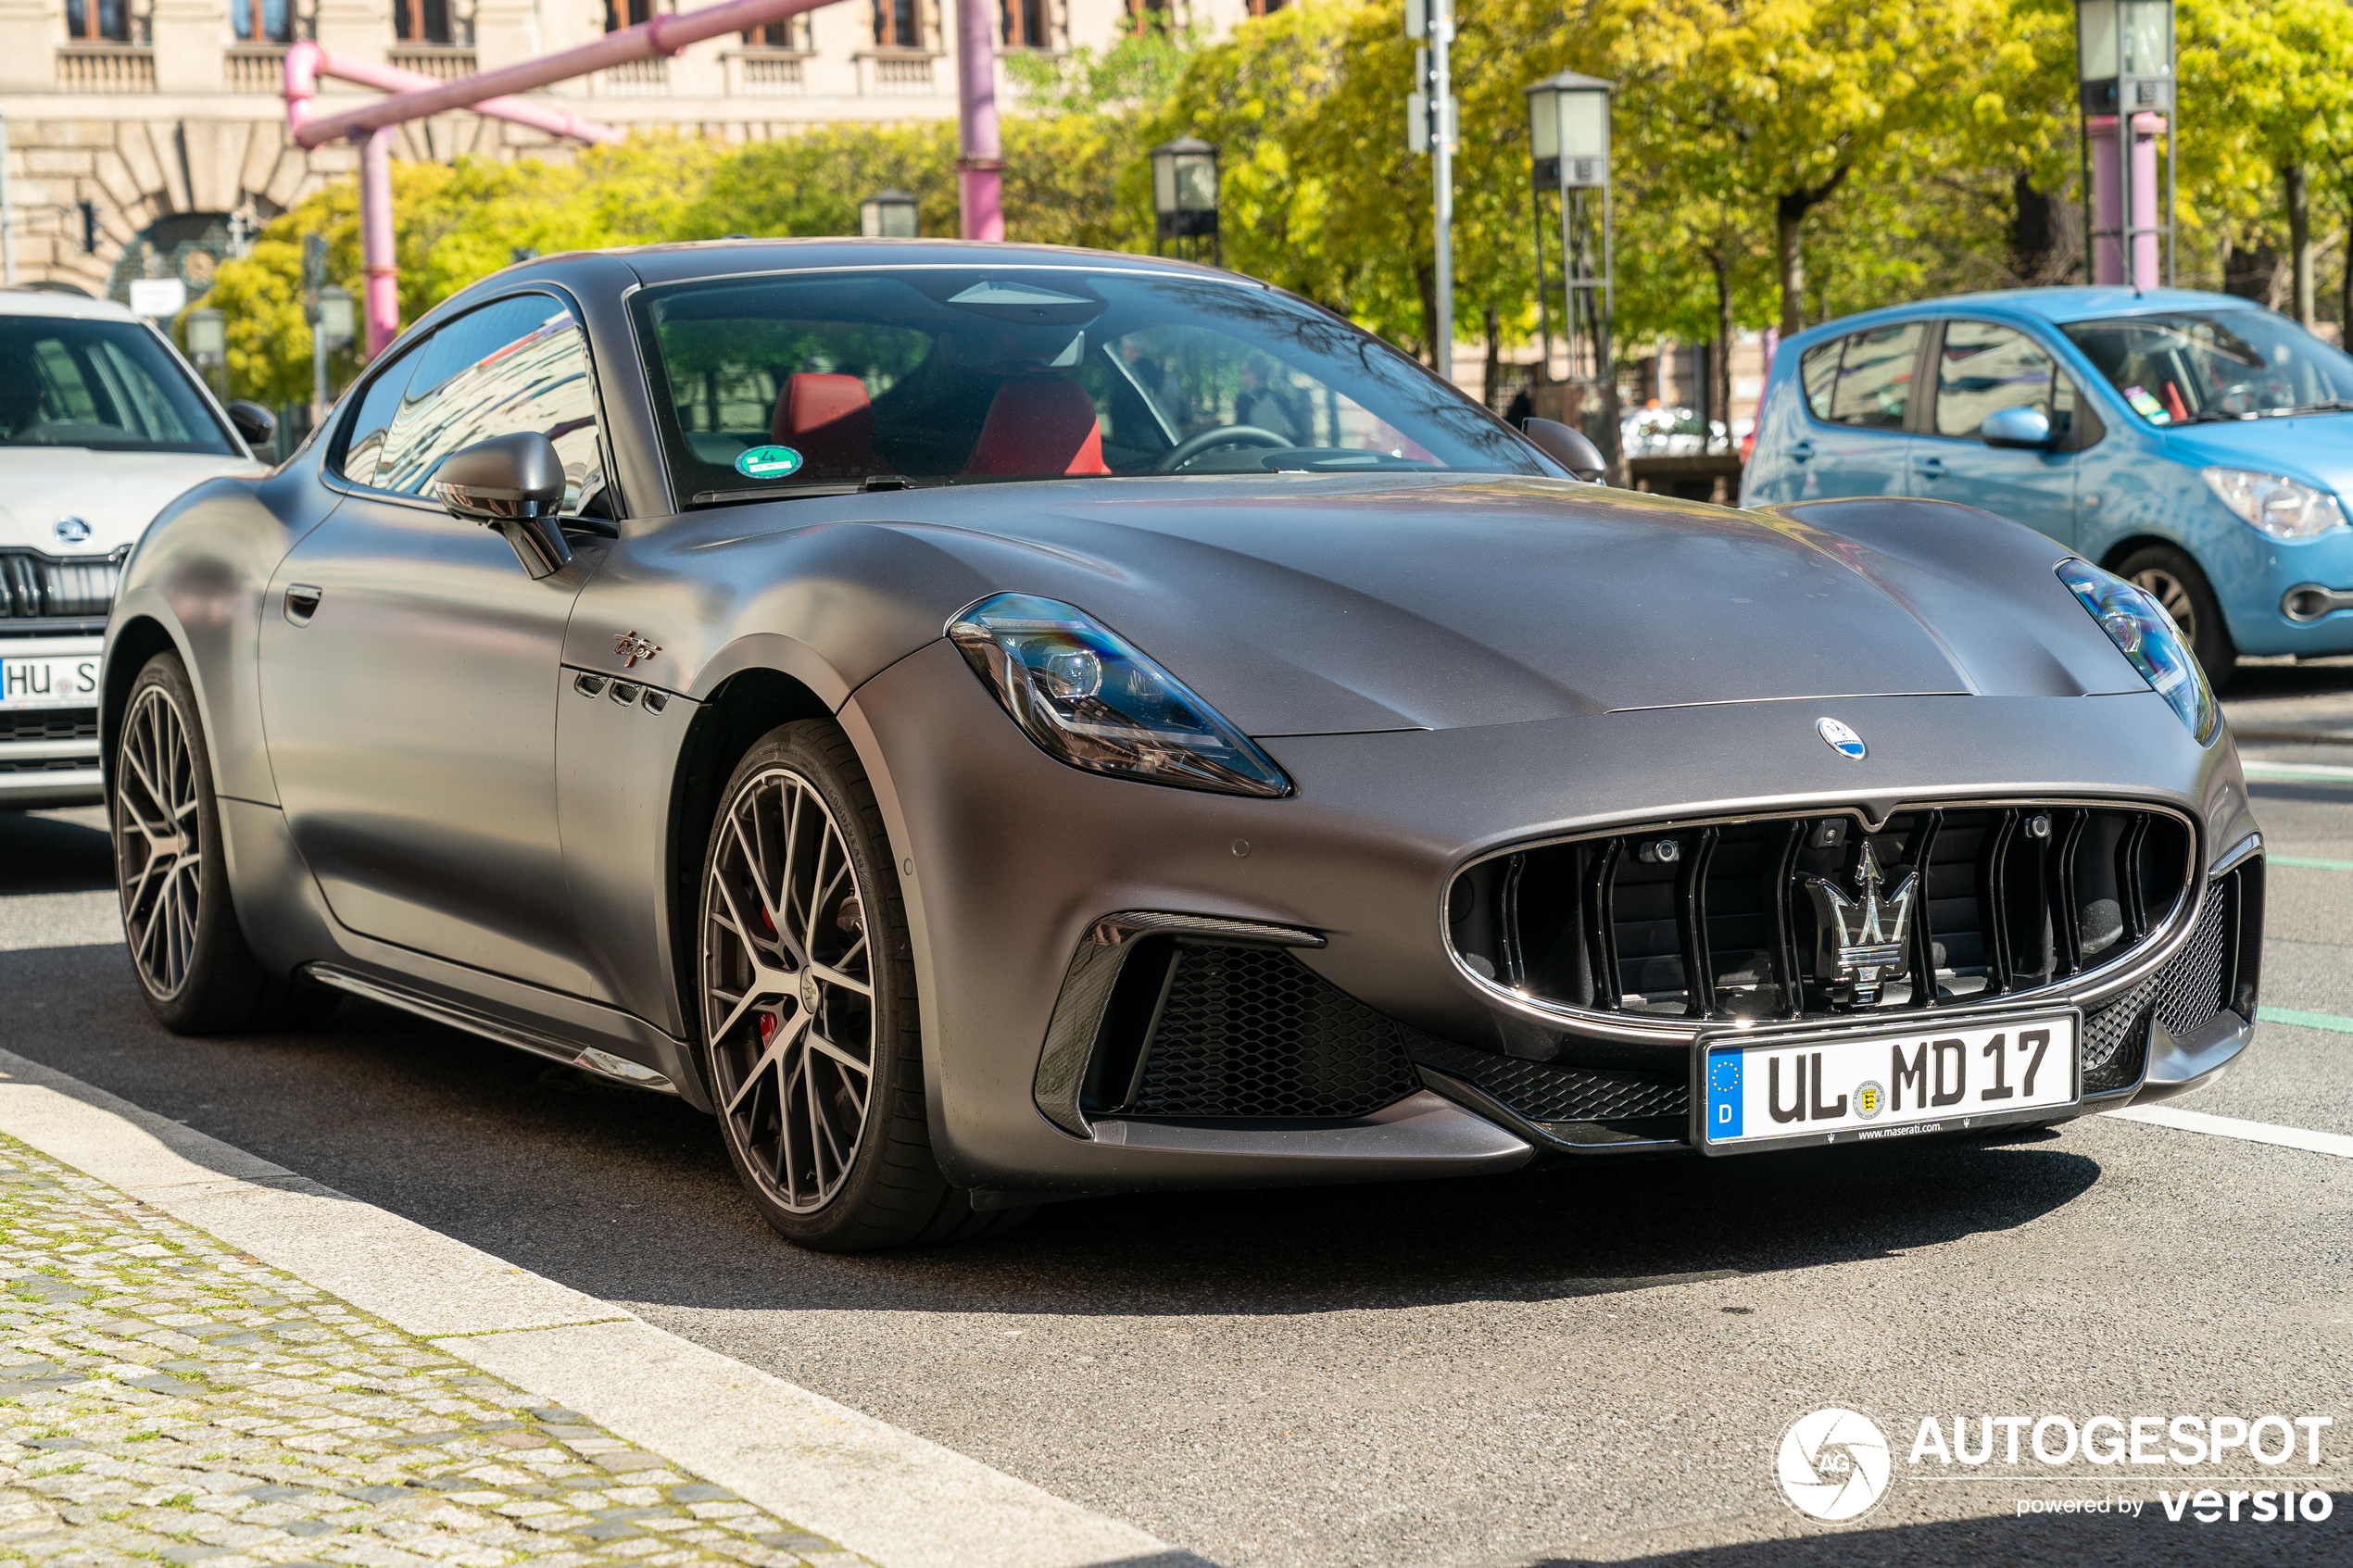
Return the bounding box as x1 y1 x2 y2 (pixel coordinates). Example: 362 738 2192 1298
1447 803 2196 1028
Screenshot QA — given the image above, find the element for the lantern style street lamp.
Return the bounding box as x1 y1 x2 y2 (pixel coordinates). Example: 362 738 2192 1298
2074 0 2173 289
184 306 226 397
1524 70 1616 466
1149 136 1219 264
860 190 920 239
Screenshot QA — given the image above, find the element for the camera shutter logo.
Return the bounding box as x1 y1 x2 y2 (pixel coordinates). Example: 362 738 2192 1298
1778 1407 1892 1522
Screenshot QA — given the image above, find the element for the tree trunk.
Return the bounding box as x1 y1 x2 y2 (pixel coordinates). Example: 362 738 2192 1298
2221 239 2283 306
2010 171 2070 285
1776 195 1807 336
1481 305 1502 411
1711 254 1733 435
2287 165 2315 326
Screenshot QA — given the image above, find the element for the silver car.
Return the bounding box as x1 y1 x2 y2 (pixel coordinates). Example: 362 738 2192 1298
104 241 2263 1251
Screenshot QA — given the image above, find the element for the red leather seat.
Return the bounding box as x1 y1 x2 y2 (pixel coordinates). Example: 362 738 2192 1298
963 376 1111 476
772 372 875 473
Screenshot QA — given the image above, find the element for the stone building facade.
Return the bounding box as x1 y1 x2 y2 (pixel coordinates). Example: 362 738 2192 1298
0 0 1277 300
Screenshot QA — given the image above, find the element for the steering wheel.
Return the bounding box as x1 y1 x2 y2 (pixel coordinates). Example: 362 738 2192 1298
1151 424 1293 473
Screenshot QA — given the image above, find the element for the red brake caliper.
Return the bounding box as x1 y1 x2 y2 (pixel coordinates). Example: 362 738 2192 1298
758 1011 778 1047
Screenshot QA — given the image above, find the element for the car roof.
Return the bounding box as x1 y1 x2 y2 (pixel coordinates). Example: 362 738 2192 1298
1785 285 2264 352
487 235 1256 291
0 287 145 322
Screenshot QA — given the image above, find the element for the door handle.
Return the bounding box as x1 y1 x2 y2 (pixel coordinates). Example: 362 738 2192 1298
283 584 322 626
1917 457 1947 481
1789 440 1814 463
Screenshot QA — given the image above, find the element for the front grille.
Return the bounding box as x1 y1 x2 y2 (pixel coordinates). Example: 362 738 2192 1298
2155 875 2233 1039
0 550 122 621
0 755 98 773
1449 803 2195 1028
1411 1037 1686 1123
1 710 98 744
1114 942 1423 1120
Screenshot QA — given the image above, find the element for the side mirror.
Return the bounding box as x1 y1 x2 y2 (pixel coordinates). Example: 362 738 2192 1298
1523 417 1607 483
226 400 275 452
1981 407 2055 450
434 432 573 579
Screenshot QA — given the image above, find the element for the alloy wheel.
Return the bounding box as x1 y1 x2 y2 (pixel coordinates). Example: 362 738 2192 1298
701 766 877 1214
115 682 204 1000
2130 566 2197 643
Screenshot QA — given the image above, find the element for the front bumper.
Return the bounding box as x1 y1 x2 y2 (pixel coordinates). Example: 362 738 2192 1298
2 633 105 808
848 640 2260 1196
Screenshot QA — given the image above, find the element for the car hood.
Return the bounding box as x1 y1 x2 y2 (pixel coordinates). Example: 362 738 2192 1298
2159 409 2353 495
791 476 2146 736
0 449 263 557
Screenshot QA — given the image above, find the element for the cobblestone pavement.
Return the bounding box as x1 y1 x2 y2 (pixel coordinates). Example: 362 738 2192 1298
0 1136 867 1568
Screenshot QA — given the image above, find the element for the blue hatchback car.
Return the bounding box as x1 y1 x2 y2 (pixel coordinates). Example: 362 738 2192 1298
1743 286 2353 686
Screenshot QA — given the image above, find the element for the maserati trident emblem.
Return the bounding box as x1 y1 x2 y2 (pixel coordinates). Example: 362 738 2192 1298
1803 839 1919 1005
614 631 661 668
1817 716 1867 759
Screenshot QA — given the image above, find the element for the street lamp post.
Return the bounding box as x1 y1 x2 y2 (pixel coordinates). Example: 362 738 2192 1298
2074 0 2173 291
309 284 354 424
1525 70 1616 466
860 189 920 239
1149 137 1219 266
1407 0 1455 384
185 307 227 399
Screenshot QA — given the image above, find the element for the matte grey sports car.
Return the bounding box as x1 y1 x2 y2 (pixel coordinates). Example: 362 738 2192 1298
104 240 2263 1251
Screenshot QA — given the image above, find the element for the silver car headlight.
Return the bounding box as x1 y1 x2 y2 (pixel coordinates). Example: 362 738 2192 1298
948 594 1292 797
2201 466 2347 540
2057 558 2219 744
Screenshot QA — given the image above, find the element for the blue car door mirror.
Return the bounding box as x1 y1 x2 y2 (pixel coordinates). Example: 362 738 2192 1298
1981 407 2055 449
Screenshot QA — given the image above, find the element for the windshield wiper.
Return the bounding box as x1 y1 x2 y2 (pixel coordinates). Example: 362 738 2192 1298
687 474 923 508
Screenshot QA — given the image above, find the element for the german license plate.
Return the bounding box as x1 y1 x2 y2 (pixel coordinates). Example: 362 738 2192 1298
0 653 100 709
1696 1011 2080 1154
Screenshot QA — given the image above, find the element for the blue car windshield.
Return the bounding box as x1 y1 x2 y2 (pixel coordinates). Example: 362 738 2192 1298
2060 310 2353 427
631 268 1546 501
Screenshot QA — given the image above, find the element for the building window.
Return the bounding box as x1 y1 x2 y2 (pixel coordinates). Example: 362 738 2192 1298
1247 0 1284 13
1001 0 1047 48
66 0 131 43
873 0 920 48
743 17 802 46
606 0 652 31
1127 0 1169 37
395 0 453 43
233 0 293 43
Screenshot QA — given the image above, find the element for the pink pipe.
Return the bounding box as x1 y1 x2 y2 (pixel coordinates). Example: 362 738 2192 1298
294 0 837 148
2089 111 2164 291
358 128 397 357
283 40 621 147
955 0 1001 242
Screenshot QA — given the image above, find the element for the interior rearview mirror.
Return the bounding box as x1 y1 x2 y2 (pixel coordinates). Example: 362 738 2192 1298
225 400 276 452
1981 407 2055 450
1522 417 1608 483
434 432 573 579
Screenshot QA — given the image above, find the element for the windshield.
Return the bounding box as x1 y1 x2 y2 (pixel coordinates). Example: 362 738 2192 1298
0 314 234 455
2059 310 2353 426
631 267 1544 502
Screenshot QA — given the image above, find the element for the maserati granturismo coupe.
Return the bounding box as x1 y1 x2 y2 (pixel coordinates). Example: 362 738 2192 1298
103 240 2261 1249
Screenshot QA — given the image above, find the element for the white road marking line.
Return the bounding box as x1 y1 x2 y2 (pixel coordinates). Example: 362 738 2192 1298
2242 759 2353 782
2103 1103 2353 1159
0 1047 1205 1568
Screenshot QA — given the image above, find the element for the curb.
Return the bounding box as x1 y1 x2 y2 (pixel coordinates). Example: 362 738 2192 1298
0 1046 1211 1568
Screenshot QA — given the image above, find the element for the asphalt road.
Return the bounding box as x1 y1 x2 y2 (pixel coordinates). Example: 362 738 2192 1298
4 731 2351 1567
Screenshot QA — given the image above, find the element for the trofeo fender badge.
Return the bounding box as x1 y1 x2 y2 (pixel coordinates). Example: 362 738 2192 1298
614 631 661 668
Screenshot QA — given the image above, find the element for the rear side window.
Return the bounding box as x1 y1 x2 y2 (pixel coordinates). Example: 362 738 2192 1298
376 294 604 514
333 349 422 486
1825 323 1921 430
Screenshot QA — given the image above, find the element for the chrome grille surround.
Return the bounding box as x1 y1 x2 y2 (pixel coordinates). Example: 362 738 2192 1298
1442 798 2204 1047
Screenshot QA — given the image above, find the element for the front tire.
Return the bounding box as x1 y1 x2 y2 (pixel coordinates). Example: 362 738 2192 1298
114 652 329 1035
698 720 1026 1251
2117 544 2236 691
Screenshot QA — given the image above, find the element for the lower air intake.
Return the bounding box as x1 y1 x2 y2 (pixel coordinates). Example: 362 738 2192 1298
1126 944 1424 1120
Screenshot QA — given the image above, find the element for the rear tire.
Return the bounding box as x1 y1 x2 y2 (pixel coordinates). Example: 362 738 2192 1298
697 719 1028 1251
2116 544 2236 691
114 652 333 1035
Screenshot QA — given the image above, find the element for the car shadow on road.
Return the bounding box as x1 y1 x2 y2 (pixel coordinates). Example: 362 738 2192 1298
0 807 113 894
1510 1493 2351 1566
0 939 2104 1321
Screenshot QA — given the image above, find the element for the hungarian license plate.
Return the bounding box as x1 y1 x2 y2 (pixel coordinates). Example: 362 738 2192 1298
0 653 100 709
1697 1011 2080 1155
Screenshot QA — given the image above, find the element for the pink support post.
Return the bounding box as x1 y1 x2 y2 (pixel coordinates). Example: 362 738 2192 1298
357 128 397 358
2089 111 2164 291
955 0 1002 242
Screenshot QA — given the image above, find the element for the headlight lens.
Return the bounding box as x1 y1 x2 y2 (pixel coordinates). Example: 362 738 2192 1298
2201 466 2347 540
948 593 1292 797
2057 558 2219 744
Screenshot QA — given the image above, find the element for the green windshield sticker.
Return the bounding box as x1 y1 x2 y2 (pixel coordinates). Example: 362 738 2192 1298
734 445 804 480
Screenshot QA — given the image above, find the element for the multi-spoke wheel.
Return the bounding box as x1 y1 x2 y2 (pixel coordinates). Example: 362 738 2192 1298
698 720 1029 1251
2117 544 2236 690
112 652 331 1035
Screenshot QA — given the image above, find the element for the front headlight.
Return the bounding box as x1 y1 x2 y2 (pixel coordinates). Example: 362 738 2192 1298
948 593 1293 797
2057 558 2219 744
2201 466 2347 540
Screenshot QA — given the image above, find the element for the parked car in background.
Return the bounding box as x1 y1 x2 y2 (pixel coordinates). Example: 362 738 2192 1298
0 291 273 805
1743 286 2353 687
1622 403 1730 459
